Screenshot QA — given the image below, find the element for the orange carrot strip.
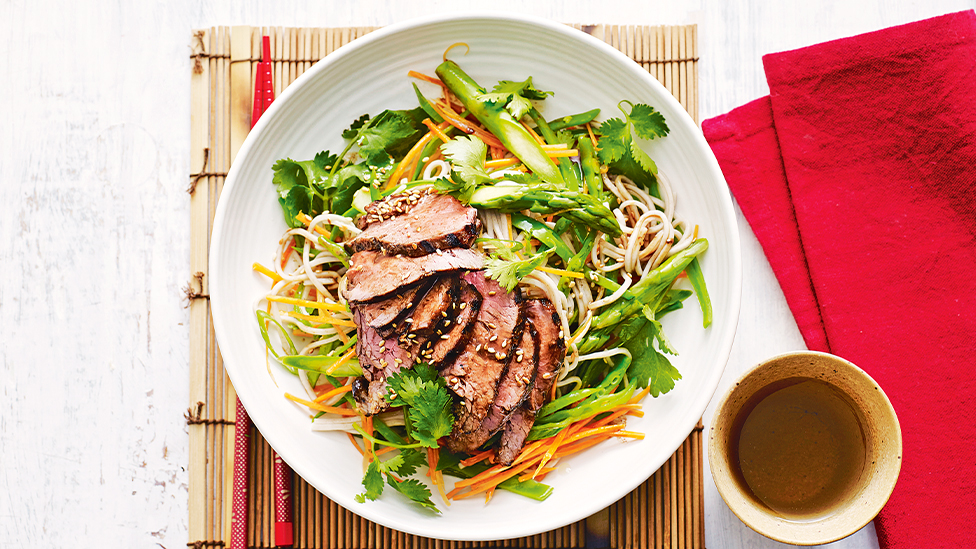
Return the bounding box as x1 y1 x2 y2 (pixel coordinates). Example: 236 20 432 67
693 224 700 241
586 122 599 149
629 384 652 405
326 348 357 375
423 118 452 143
534 426 570 478
451 463 508 489
313 383 353 403
520 120 547 146
430 102 506 150
614 430 646 439
407 70 445 87
364 415 374 453
375 445 398 456
546 149 579 158
460 448 495 467
347 433 365 456
284 393 358 416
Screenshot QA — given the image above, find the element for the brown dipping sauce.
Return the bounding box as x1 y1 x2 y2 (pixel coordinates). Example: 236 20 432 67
729 378 867 520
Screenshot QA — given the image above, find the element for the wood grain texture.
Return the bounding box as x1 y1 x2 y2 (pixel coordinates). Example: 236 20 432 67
3 1 974 548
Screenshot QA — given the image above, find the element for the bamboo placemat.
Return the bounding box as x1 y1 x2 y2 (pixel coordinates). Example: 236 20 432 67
187 24 702 549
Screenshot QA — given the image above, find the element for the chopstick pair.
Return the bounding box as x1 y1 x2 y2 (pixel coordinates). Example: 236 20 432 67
230 35 294 549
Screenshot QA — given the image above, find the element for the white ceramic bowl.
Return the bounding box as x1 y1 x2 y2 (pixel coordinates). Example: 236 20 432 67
211 12 741 541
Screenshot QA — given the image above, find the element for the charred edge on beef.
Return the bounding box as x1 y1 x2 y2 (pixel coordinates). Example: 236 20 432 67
346 193 482 257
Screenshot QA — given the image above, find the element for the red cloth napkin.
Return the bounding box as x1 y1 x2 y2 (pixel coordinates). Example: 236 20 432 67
703 10 976 549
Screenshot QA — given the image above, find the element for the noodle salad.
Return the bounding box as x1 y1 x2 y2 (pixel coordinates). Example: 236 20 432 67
252 54 711 512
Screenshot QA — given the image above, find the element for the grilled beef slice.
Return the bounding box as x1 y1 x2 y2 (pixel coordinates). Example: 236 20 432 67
342 248 484 303
454 321 539 452
497 299 565 464
402 276 457 336
346 193 482 257
355 188 431 230
443 271 524 454
351 307 428 415
354 279 433 334
426 279 482 365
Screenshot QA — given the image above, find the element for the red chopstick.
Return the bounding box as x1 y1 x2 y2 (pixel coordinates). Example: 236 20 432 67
231 35 294 549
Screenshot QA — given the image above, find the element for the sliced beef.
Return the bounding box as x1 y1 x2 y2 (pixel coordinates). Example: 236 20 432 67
403 276 457 336
355 188 431 230
455 322 539 452
346 193 482 257
444 271 524 454
497 299 566 464
353 279 432 334
342 248 484 303
425 279 482 365
351 307 427 415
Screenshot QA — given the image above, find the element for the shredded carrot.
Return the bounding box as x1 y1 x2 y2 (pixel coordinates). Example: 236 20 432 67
364 415 374 454
375 445 397 456
347 432 365 456
546 149 579 158
252 262 282 284
313 383 353 403
692 224 699 241
534 426 570 478
266 295 348 313
490 146 507 161
423 118 452 143
326 348 357 375
430 102 506 150
586 122 599 149
386 120 452 187
284 393 359 416
629 384 652 405
484 487 496 504
520 120 547 146
407 70 445 88
459 448 495 467
280 238 295 268
521 465 557 482
426 447 440 478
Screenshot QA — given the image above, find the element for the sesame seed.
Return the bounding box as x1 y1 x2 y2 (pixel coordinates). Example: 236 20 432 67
395 358 402 364
459 303 466 310
441 311 448 317
475 344 482 352
517 355 523 362
443 320 451 327
559 330 564 338
496 352 507 360
405 318 413 323
489 335 498 342
501 339 508 348
441 334 450 340
542 372 553 379
488 291 496 296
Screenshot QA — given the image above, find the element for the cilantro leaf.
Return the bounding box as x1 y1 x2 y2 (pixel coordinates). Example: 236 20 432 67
394 448 427 477
360 460 385 501
485 250 552 291
387 477 439 513
480 77 553 121
627 103 669 140
356 107 427 166
441 135 492 187
596 118 629 164
618 315 681 396
342 113 370 139
385 366 455 448
271 157 327 227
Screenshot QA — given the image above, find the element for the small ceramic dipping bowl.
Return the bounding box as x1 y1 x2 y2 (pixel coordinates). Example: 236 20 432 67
708 351 902 545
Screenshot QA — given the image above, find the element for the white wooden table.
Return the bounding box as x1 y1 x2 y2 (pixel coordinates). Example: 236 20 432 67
2 1 971 547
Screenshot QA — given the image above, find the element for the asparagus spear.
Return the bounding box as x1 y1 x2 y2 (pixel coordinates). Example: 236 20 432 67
578 238 709 353
468 183 622 236
435 60 564 186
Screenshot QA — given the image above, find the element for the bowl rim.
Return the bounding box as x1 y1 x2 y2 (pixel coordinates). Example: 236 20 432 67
211 10 742 541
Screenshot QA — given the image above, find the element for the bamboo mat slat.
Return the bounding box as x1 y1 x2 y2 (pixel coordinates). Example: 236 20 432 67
188 24 702 549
